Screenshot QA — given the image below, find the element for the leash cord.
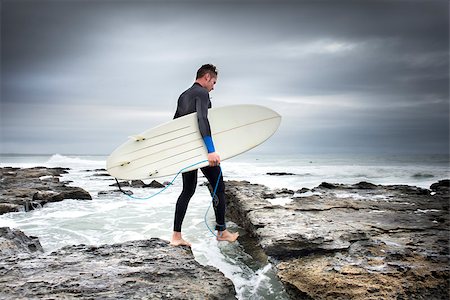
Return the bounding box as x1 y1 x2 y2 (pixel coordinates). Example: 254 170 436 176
114 160 221 236
204 166 222 237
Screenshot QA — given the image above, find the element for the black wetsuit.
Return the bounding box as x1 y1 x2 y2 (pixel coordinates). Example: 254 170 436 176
173 83 226 232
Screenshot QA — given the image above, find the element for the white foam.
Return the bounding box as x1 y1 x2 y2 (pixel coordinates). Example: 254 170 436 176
44 210 91 219
295 191 322 197
46 154 105 169
415 209 441 214
248 264 275 295
334 192 365 200
267 197 293 206
0 218 18 228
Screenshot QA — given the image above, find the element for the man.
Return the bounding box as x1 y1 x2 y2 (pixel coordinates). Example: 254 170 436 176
170 64 239 247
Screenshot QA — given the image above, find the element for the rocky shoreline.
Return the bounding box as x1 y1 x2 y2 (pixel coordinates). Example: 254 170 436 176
0 167 92 214
224 179 450 299
0 167 236 299
2 166 449 299
0 228 236 299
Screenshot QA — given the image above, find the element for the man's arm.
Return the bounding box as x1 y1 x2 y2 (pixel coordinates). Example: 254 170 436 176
195 94 220 166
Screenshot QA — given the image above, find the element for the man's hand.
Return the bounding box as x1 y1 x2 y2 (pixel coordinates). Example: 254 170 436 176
207 152 221 167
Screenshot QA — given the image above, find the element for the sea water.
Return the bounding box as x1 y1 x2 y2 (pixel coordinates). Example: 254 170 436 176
0 153 449 299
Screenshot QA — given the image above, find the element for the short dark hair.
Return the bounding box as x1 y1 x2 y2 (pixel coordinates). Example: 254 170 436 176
196 64 218 79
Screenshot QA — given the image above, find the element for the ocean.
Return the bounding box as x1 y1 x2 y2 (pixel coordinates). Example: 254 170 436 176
1 153 449 299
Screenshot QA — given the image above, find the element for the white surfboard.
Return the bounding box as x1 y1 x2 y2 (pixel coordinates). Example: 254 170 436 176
106 104 281 180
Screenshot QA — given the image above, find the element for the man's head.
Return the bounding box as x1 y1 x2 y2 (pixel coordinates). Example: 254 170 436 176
196 64 218 92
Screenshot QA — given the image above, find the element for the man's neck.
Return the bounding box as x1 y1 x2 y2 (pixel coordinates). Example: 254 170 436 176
195 80 206 89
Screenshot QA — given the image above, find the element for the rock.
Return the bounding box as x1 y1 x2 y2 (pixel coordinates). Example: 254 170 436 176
267 172 296 176
110 181 131 187
92 173 111 177
32 190 64 202
262 192 276 199
224 180 450 299
0 237 236 299
26 188 91 212
109 180 149 188
84 168 107 172
131 180 146 187
0 203 20 214
296 188 310 194
412 172 435 179
0 167 92 214
274 188 295 196
145 180 165 188
352 181 378 189
109 180 165 188
317 182 337 189
58 187 92 200
430 180 450 194
261 188 294 199
98 190 133 196
0 227 44 256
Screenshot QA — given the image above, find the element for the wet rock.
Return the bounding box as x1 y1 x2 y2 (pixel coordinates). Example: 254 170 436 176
317 182 337 189
0 167 92 214
0 203 20 214
430 179 450 194
267 172 296 176
109 180 165 188
98 190 133 196
146 180 165 188
225 180 450 300
296 188 310 194
92 173 111 177
32 190 64 202
262 192 276 199
131 180 146 187
274 188 295 196
88 168 107 172
0 227 43 256
352 181 378 189
59 187 92 200
0 237 236 299
412 172 435 179
110 180 131 187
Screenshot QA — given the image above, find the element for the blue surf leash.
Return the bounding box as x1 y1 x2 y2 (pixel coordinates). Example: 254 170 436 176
114 160 222 237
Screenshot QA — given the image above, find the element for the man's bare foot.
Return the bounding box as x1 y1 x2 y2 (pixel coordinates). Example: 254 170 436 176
216 229 239 242
170 231 192 247
170 238 192 247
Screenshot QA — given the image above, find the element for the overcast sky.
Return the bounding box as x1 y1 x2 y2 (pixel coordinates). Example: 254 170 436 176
1 0 449 155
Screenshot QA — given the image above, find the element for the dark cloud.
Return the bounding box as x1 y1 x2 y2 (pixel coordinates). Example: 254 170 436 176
1 0 448 155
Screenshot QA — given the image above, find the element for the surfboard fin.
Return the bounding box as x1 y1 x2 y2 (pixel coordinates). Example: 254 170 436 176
129 135 146 142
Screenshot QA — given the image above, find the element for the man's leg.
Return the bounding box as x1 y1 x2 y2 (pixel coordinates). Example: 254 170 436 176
171 169 197 246
200 165 226 229
201 166 239 242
